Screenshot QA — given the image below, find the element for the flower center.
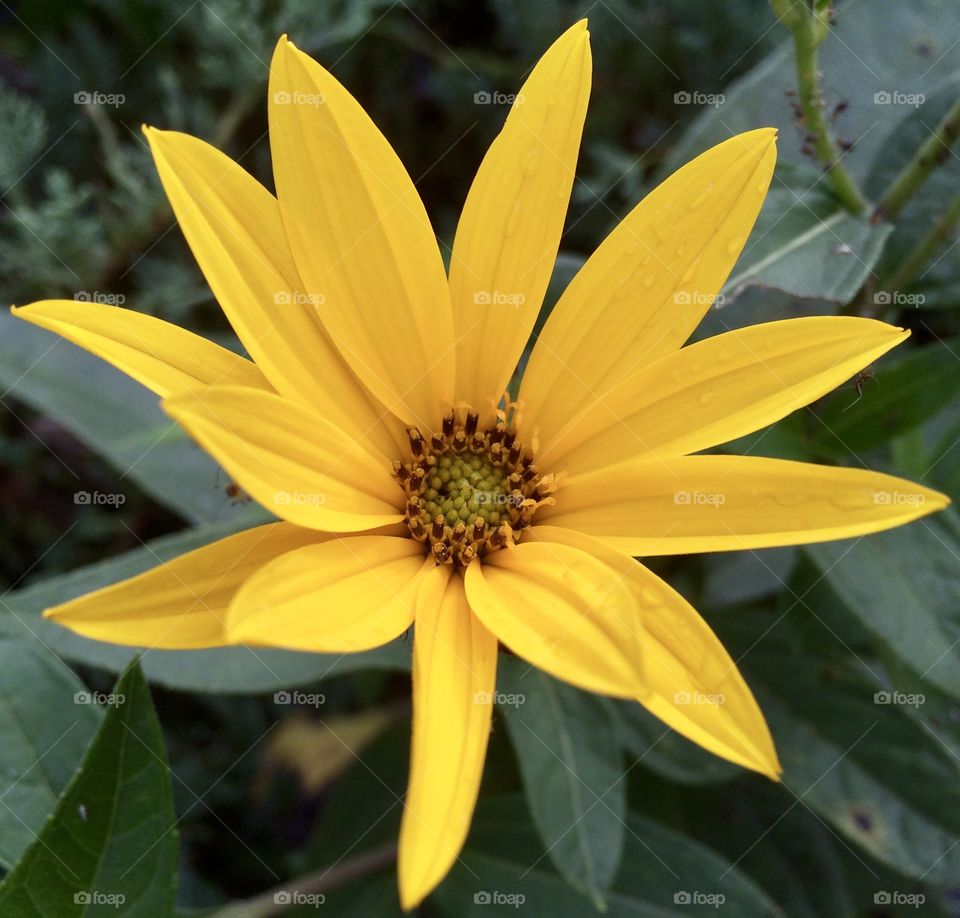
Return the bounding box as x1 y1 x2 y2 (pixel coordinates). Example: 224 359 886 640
393 408 557 566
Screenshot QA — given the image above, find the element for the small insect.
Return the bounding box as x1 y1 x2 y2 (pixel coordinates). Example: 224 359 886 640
215 468 251 505
78 804 88 822
843 368 878 411
224 481 251 505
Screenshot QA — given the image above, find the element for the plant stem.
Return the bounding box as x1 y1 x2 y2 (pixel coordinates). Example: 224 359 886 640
210 842 398 918
882 194 960 294
772 0 868 214
874 95 960 222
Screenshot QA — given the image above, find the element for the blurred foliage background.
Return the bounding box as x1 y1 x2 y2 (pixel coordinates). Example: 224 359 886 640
1 0 960 915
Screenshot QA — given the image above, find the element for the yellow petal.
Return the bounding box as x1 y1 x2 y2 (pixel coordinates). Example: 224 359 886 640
228 535 430 652
464 542 645 699
539 455 950 555
542 317 909 474
398 567 497 909
531 526 780 778
145 127 404 461
448 21 591 417
163 385 403 531
520 129 777 447
42 523 320 648
12 300 269 397
268 38 454 429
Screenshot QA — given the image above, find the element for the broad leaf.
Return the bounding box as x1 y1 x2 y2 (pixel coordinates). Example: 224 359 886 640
0 662 178 916
0 639 102 868
805 513 960 702
434 794 781 916
497 659 625 905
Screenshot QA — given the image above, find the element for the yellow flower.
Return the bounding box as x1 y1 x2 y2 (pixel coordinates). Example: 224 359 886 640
13 20 948 909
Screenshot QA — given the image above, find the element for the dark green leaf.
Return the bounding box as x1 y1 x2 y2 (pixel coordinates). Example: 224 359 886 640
0 639 102 868
805 513 960 701
0 661 178 916
434 794 781 916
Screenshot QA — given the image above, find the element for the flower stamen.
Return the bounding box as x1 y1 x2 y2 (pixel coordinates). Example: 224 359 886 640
394 406 556 566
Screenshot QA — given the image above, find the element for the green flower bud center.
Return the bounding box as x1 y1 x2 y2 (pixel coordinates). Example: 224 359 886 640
420 451 512 529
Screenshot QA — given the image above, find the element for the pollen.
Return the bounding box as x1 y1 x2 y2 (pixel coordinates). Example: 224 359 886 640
393 405 558 566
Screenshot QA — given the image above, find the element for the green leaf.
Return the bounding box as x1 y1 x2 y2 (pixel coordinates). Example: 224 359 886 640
615 701 741 786
434 794 781 916
719 586 960 887
0 661 178 916
866 76 960 309
811 336 960 456
665 0 960 188
0 312 260 525
0 520 411 693
718 164 892 306
0 639 102 869
496 658 625 905
805 513 960 701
